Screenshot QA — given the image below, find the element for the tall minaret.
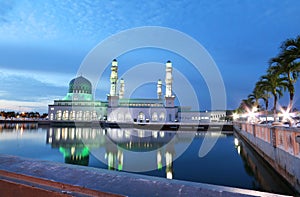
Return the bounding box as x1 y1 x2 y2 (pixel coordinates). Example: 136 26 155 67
165 60 173 97
157 79 162 99
110 59 118 96
119 78 125 99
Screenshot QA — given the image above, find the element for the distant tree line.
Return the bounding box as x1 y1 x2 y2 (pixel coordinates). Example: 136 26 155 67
237 35 300 117
0 111 48 119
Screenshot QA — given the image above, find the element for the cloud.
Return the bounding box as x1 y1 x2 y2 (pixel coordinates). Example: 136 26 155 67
0 0 15 24
0 70 68 111
0 68 72 88
0 90 9 97
0 99 48 112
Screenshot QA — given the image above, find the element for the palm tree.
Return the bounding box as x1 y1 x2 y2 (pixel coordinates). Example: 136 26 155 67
256 72 288 120
270 54 299 112
237 98 254 114
281 36 300 58
254 81 271 120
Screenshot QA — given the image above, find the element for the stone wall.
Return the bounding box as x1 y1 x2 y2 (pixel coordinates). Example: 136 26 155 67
234 122 300 193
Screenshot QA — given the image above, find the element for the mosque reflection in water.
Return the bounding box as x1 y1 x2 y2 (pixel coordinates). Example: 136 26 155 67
46 127 178 179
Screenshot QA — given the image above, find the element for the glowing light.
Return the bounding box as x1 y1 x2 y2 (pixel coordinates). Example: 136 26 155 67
242 106 259 123
237 146 241 155
278 106 294 123
166 171 173 179
232 113 239 120
252 106 258 112
234 138 239 146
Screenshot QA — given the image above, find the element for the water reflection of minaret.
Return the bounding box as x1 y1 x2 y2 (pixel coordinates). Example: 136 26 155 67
165 141 175 179
105 129 124 170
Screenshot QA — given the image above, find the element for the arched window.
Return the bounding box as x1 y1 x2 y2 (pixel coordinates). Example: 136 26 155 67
76 111 83 121
125 113 131 122
159 112 165 121
138 112 145 122
92 111 97 120
84 111 90 121
63 110 69 120
118 113 124 121
152 112 158 121
56 110 62 120
70 111 76 120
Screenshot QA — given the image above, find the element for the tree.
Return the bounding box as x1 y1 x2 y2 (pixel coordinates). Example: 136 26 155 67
270 53 299 112
253 81 271 120
276 36 300 111
236 97 254 114
256 72 288 119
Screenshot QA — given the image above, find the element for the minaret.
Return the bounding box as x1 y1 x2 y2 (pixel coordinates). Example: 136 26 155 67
164 60 175 115
165 60 173 97
119 78 125 99
110 59 118 96
157 79 162 99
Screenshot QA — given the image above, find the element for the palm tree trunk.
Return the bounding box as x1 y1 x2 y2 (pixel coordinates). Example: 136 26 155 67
288 91 294 112
273 95 277 121
265 100 269 122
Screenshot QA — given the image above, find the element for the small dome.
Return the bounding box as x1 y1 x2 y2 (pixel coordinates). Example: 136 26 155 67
68 76 92 94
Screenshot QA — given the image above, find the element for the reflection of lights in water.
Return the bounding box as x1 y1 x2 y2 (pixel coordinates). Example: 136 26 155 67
48 137 52 143
237 146 241 155
210 132 222 137
234 138 239 146
166 171 173 179
157 151 162 170
118 130 123 138
153 131 158 138
71 146 75 155
166 151 173 179
56 129 61 140
108 152 114 169
125 130 130 138
117 150 123 171
70 128 75 140
138 130 145 138
92 130 96 138
160 131 165 138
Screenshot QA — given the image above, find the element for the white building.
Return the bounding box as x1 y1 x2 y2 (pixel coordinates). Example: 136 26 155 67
48 60 225 123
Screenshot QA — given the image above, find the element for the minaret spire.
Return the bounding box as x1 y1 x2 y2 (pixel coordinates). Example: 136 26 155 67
119 78 125 98
165 60 173 97
110 59 118 96
157 79 162 99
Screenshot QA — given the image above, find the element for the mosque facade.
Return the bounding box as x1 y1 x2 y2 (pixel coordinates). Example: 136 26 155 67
48 60 225 123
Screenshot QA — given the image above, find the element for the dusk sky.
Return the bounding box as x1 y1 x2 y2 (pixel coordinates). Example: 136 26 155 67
1 0 300 112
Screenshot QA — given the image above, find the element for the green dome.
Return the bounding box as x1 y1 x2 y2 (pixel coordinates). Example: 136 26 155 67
68 76 92 94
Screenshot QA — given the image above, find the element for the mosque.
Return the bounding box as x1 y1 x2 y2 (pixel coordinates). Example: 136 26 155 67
48 60 226 123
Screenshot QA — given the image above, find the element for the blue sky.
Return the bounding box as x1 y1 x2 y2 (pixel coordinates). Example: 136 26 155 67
0 0 300 112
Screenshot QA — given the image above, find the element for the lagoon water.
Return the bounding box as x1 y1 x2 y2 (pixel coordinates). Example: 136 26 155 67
0 123 295 195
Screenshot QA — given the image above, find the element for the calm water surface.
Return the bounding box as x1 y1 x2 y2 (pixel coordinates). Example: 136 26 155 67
0 123 295 195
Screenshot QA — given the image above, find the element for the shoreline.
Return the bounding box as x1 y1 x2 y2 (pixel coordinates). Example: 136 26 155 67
0 119 233 131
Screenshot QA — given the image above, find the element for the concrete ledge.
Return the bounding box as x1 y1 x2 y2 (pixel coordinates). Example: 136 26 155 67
0 155 291 197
